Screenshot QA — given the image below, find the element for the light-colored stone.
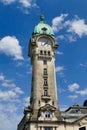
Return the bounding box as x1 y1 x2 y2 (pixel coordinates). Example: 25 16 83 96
17 21 87 130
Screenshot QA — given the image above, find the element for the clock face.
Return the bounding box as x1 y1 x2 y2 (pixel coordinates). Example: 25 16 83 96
38 37 52 47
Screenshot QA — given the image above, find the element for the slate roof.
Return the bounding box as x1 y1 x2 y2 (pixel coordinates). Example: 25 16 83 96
61 103 87 122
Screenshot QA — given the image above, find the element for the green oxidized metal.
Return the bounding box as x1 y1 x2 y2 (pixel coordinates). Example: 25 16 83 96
33 15 54 36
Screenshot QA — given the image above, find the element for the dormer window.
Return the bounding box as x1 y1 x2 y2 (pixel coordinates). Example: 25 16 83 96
45 111 51 118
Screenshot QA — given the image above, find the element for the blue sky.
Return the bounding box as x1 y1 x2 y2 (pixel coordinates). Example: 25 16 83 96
0 0 87 130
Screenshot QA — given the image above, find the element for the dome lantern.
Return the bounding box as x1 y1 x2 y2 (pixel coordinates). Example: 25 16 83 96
40 14 44 22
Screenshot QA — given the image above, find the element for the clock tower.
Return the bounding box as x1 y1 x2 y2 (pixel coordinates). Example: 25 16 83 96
17 15 62 130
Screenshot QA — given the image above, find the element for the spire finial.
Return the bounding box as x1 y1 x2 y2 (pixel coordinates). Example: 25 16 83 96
40 14 44 22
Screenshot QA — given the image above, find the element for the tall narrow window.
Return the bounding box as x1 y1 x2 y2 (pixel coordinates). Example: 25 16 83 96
40 50 43 55
44 51 46 55
44 68 47 75
52 101 54 105
44 78 48 86
48 51 50 56
44 90 48 96
43 60 47 65
38 100 40 105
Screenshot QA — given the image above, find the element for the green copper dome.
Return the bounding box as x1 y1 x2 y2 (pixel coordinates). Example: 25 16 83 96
33 15 54 36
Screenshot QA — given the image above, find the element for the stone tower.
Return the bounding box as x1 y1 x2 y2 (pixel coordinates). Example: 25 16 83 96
17 15 62 130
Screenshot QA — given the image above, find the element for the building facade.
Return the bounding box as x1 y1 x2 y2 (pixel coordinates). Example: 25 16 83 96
17 15 87 130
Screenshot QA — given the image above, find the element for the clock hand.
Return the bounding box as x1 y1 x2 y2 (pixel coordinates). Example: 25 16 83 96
44 40 48 45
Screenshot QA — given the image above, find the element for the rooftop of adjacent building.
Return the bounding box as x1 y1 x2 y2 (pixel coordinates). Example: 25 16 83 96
61 100 87 122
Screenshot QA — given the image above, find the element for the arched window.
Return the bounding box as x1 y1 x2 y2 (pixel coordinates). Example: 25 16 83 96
48 51 50 56
44 51 46 55
40 50 43 55
45 111 51 118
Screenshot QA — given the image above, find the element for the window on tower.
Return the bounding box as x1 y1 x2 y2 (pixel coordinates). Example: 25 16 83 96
44 51 46 55
79 127 86 130
44 127 51 130
43 60 47 65
44 78 48 86
40 50 43 55
44 68 47 75
38 100 40 105
48 51 50 56
52 101 54 105
44 90 48 96
45 100 48 104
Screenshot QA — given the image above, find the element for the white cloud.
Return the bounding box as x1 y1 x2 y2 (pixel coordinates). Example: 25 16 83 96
0 0 16 5
0 90 17 101
26 66 32 74
0 103 18 113
0 0 38 13
66 34 77 42
60 105 68 111
68 83 79 92
0 36 24 60
55 66 64 77
0 101 23 130
56 35 65 40
68 95 78 99
0 86 23 102
16 62 24 67
0 111 21 130
2 82 16 88
52 14 87 42
16 72 24 77
0 74 27 130
65 17 87 37
23 97 30 107
57 34 76 42
0 73 24 101
80 63 87 68
56 51 63 55
0 74 5 81
19 0 32 8
14 87 24 94
59 87 66 94
76 89 87 96
55 66 64 72
52 14 68 32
